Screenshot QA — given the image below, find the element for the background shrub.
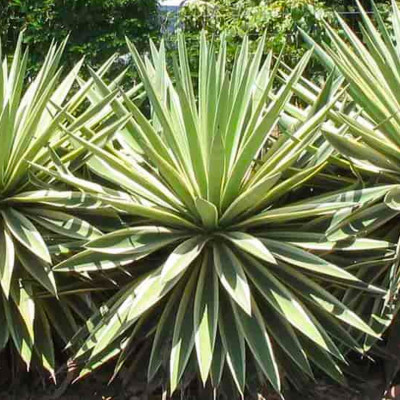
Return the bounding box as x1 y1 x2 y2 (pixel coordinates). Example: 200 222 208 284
175 0 391 81
0 0 160 75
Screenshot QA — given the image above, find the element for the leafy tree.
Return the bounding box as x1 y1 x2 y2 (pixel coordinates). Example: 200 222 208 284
0 0 160 74
175 0 391 80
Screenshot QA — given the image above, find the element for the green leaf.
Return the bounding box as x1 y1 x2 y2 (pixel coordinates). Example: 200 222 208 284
244 254 342 360
232 298 281 392
53 249 140 273
2 208 51 264
82 267 180 361
148 287 181 381
0 296 9 350
0 223 15 298
170 267 198 393
210 334 226 388
323 129 400 173
161 236 207 283
17 245 57 296
220 172 281 224
8 190 103 209
300 336 345 385
262 238 377 285
213 243 252 315
5 283 35 368
194 251 219 384
34 305 55 377
195 198 218 229
259 298 313 378
24 208 102 241
85 226 185 255
219 294 246 395
275 262 381 337
238 201 355 228
223 231 277 265
385 186 400 210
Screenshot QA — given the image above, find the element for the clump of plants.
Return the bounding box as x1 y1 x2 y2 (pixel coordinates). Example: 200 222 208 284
2 1 400 398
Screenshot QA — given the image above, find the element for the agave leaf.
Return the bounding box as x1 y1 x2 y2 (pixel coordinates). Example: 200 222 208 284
232 298 281 392
323 129 400 172
0 296 9 350
207 127 226 208
210 334 226 388
300 28 335 71
23 208 102 241
17 245 57 296
219 294 246 395
86 226 186 255
87 267 182 361
385 186 400 210
64 129 182 211
259 299 313 377
148 287 181 381
5 283 34 369
300 336 345 385
41 299 79 345
326 202 398 241
237 201 355 228
170 267 198 393
126 38 194 188
78 338 128 381
30 163 198 230
0 223 15 298
213 243 252 315
194 251 219 384
296 185 396 206
195 198 218 229
2 208 51 264
7 190 103 209
275 262 381 336
223 231 277 265
53 249 140 273
244 254 342 359
220 172 281 224
34 306 55 377
161 236 207 283
222 50 312 208
310 305 363 353
261 238 378 285
263 231 394 252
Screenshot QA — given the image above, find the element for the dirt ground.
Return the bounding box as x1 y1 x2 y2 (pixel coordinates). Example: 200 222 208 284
0 382 366 400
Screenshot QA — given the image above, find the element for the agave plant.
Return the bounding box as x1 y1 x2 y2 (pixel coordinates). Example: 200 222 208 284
38 34 395 395
297 0 400 345
0 33 146 374
299 0 400 183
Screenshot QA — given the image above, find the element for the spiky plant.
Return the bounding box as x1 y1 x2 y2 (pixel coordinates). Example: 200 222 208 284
0 33 144 374
297 0 400 344
39 34 394 395
298 0 400 185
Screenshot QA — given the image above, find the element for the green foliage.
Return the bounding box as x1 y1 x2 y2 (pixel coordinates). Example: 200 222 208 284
309 0 400 323
2 2 400 397
280 0 400 357
0 32 144 375
175 0 392 80
35 33 396 396
176 0 336 77
0 0 159 74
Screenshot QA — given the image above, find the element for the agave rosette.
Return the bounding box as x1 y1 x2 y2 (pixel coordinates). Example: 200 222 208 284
296 0 400 343
0 33 145 372
39 34 394 394
299 0 400 187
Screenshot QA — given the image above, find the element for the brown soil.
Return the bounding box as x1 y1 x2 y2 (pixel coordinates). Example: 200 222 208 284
0 383 366 400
